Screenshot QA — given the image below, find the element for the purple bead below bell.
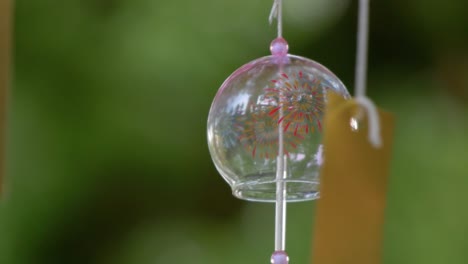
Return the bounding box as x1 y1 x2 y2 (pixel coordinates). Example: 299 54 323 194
271 251 289 264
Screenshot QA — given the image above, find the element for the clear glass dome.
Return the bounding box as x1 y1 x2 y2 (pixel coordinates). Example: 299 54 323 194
207 52 349 202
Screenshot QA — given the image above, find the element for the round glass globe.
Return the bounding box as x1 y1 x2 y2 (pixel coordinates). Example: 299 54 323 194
207 49 349 202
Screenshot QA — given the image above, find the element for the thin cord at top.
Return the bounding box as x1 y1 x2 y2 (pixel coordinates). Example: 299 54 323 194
269 0 283 37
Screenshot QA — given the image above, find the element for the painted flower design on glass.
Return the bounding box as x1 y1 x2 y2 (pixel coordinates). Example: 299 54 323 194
265 71 328 135
238 105 303 159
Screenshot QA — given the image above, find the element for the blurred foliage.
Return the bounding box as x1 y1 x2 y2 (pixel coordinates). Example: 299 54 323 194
0 0 467 264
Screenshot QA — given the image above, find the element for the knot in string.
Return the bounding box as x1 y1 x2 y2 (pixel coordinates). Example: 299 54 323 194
269 0 283 37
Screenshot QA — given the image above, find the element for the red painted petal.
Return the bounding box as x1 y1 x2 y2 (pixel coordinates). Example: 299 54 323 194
278 116 286 124
284 121 291 131
269 107 281 116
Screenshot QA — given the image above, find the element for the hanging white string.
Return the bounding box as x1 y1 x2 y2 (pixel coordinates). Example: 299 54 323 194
354 0 382 148
270 0 287 255
269 0 283 37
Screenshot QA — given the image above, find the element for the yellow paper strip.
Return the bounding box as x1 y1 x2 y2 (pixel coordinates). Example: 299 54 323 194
0 0 11 195
311 93 395 264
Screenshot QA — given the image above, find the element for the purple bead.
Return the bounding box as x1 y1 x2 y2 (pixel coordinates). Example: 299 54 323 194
270 37 289 57
271 251 289 264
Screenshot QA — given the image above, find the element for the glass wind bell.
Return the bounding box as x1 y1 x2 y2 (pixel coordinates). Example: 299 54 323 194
207 1 350 263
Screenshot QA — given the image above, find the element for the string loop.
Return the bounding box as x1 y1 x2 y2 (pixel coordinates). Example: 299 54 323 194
354 96 382 147
354 0 382 148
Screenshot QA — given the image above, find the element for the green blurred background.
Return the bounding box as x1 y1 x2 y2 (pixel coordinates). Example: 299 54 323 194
1 0 468 263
